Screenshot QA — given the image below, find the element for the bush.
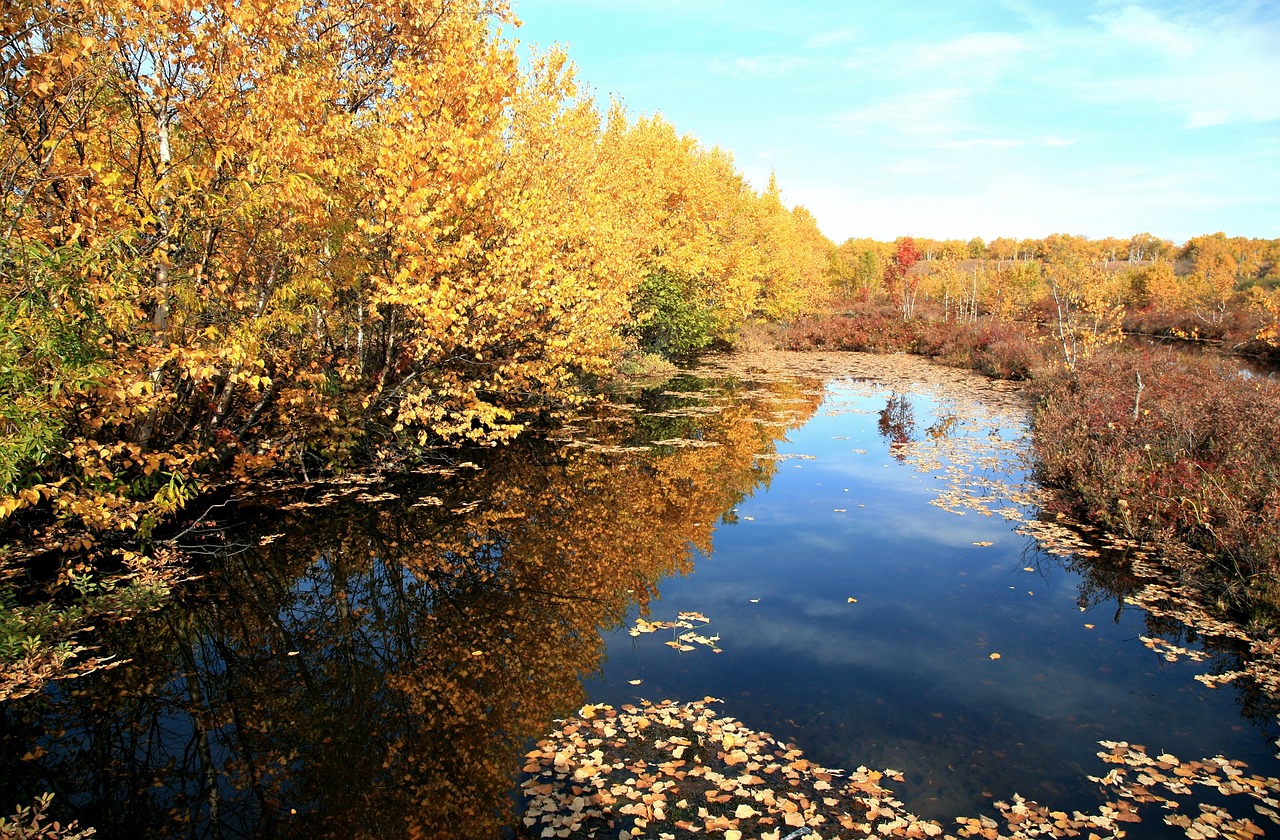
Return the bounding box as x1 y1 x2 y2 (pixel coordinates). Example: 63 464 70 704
630 269 717 358
1032 349 1280 618
780 308 1045 381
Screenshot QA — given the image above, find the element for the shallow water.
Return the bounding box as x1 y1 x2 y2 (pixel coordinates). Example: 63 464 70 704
2 351 1277 838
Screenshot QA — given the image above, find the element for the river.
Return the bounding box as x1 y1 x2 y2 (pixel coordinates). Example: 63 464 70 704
2 351 1277 839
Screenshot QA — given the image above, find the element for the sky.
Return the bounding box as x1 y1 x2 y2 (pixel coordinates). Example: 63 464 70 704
506 0 1280 245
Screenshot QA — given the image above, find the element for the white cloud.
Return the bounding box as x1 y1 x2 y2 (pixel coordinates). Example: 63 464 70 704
903 31 1033 81
934 136 1077 149
832 88 973 140
806 26 861 49
1066 3 1280 127
707 54 812 79
838 29 1034 86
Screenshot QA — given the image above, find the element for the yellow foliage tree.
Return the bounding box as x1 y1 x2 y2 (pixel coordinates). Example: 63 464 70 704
0 0 835 539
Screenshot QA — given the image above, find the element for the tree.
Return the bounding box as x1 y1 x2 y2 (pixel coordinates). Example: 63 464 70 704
1043 253 1124 367
833 239 890 301
885 237 922 319
1180 233 1240 325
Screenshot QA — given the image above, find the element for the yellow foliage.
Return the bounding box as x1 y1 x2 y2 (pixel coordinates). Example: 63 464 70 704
0 0 835 543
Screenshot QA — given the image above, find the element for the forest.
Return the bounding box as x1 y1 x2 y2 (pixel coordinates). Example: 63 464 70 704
4 0 1280 723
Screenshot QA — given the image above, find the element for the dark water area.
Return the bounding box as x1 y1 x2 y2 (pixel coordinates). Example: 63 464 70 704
1123 333 1280 378
3 351 1278 838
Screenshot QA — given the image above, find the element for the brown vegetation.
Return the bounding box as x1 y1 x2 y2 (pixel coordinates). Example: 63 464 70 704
1032 350 1280 620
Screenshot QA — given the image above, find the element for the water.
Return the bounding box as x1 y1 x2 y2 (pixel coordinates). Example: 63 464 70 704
2 351 1277 838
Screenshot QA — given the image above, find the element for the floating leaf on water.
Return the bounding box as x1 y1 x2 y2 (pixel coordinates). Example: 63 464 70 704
847 597 858 603
989 653 1002 660
627 679 642 685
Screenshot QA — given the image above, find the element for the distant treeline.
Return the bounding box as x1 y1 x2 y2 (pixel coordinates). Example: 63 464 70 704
827 233 1280 360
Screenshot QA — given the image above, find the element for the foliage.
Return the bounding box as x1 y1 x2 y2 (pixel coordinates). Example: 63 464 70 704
0 0 837 548
885 237 923 320
522 698 945 838
1040 250 1125 367
630 269 718 357
780 305 1045 381
1032 350 1280 618
0 548 176 702
0 793 95 840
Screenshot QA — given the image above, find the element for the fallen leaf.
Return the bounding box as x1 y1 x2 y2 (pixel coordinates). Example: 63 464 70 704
989 653 1002 660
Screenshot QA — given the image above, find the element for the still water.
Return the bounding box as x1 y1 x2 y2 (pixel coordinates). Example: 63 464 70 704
2 351 1277 838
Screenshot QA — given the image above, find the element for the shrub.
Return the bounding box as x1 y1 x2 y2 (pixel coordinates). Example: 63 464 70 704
780 309 1044 381
1032 350 1280 618
630 269 717 358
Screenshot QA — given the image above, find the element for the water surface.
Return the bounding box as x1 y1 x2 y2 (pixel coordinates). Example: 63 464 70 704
2 351 1276 838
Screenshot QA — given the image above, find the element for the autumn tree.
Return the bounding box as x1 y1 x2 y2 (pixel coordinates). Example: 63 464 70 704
1180 233 1241 325
833 238 890 301
1127 232 1173 263
1042 251 1124 367
885 237 922 319
985 260 1042 321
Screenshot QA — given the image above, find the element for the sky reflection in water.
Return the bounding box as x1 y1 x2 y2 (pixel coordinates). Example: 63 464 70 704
588 371 1277 822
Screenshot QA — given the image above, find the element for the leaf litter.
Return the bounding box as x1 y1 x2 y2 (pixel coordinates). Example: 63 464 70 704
630 611 723 654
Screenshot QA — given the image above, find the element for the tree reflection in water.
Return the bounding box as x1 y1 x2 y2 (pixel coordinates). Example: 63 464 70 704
0 376 819 838
877 392 916 461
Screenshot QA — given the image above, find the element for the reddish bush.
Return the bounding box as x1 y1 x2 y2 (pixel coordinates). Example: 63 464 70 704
1033 349 1280 617
780 310 1045 381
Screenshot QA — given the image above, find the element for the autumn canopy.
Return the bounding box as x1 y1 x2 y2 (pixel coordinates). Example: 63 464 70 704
0 0 835 530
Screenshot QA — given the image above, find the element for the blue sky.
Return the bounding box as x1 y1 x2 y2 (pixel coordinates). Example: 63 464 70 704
507 0 1280 245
